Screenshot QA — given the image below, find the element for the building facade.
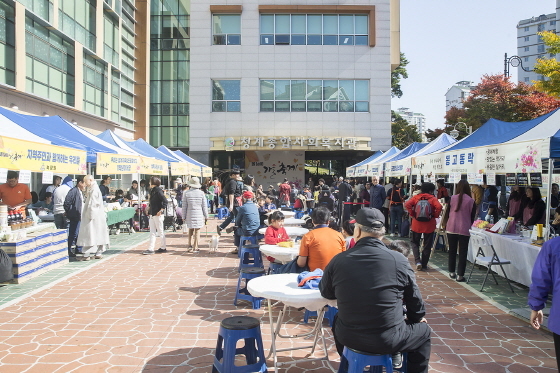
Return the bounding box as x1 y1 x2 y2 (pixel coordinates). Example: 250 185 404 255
0 0 399 184
185 0 399 182
445 81 474 111
395 107 425 137
0 0 149 139
516 7 558 84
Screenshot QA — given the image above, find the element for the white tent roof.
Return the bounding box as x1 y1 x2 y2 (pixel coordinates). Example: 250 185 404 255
0 113 51 144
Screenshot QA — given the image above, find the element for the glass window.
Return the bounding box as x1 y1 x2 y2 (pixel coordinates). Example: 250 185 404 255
261 13 368 45
213 14 241 45
260 79 369 112
212 79 240 112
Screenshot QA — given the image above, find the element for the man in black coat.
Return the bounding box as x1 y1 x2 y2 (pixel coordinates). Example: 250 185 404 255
63 176 85 258
319 208 431 373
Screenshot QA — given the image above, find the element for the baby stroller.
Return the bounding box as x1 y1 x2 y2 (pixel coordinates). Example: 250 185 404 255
163 198 178 232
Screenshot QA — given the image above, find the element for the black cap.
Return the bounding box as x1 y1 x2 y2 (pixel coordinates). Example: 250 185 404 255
230 169 240 175
350 208 385 228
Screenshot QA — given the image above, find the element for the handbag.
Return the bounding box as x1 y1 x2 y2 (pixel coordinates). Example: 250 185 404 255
277 256 309 274
0 249 14 283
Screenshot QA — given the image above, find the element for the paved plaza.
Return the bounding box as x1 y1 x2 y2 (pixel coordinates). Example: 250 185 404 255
0 220 557 373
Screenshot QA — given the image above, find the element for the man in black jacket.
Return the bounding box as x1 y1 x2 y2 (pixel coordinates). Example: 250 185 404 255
319 208 431 373
217 170 242 235
63 176 85 258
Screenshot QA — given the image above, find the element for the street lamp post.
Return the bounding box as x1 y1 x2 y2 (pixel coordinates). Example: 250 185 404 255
504 53 533 78
449 122 472 139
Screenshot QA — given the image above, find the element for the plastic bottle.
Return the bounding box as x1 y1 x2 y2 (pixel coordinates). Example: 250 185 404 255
488 215 494 225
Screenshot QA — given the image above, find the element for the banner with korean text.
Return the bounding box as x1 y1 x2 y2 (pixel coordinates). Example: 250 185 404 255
202 167 212 177
412 140 544 176
385 159 412 178
140 157 168 175
96 153 141 174
245 150 305 187
346 167 356 177
170 162 190 176
366 163 384 177
0 135 87 174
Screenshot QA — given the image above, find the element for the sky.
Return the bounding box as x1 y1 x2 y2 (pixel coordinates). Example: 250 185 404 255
391 0 555 131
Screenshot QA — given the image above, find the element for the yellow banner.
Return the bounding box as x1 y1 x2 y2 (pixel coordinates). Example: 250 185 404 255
96 153 141 174
170 162 190 175
202 167 212 177
140 156 168 175
187 163 200 176
0 135 87 174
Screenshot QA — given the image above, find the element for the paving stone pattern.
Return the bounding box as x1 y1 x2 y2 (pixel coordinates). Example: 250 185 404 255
0 220 556 372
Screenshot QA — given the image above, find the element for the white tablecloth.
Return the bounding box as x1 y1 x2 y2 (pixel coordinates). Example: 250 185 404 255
247 274 336 311
468 229 540 287
258 227 309 236
265 218 306 226
266 210 295 218
259 244 300 263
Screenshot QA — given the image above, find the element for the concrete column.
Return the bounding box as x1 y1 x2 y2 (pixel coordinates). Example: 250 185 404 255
106 63 112 118
14 1 26 92
52 0 59 29
74 43 84 111
96 0 104 56
134 0 151 141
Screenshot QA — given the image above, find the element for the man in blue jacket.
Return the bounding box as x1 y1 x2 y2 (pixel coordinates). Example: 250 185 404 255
232 191 260 254
529 236 560 371
63 176 85 258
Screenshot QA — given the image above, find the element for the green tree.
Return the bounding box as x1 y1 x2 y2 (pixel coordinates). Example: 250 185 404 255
391 110 421 148
444 74 560 131
533 31 560 97
391 53 409 98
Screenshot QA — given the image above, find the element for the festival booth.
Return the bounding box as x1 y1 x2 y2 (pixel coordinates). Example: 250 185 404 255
173 149 213 178
364 146 404 178
383 142 428 179
157 145 201 177
345 150 384 177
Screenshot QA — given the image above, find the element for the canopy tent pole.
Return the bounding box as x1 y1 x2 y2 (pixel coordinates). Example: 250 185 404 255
87 162 91 175
545 158 554 242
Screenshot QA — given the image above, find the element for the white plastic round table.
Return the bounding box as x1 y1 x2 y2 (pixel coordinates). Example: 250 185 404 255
265 218 306 226
247 273 336 312
258 226 309 236
259 244 300 263
266 210 295 218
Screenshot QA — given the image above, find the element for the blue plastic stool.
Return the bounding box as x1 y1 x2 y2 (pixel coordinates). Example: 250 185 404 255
338 348 408 373
239 246 264 271
212 316 268 373
294 210 304 219
267 262 283 274
303 306 338 327
234 268 265 309
238 236 259 257
216 207 229 220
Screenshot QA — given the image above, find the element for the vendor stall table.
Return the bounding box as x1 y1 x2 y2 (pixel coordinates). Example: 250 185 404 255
259 244 300 264
266 210 295 218
265 218 306 227
106 207 135 234
247 274 337 373
468 228 540 287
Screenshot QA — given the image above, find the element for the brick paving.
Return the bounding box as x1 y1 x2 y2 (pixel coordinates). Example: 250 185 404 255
0 219 557 372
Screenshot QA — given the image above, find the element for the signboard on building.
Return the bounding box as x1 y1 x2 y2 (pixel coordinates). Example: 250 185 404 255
212 136 371 151
245 151 305 188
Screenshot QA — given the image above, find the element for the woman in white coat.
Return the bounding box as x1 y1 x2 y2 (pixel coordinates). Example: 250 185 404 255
77 175 110 260
182 177 208 252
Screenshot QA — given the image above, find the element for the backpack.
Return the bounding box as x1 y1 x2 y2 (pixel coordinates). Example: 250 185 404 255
414 197 433 222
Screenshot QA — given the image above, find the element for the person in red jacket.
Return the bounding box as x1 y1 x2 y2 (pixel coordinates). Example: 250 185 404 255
405 182 442 271
264 211 291 244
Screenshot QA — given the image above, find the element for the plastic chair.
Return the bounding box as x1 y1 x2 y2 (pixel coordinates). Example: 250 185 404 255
303 306 338 327
212 316 268 373
294 211 304 219
467 231 514 293
216 207 229 220
238 236 259 257
234 268 265 309
267 262 283 274
239 245 264 271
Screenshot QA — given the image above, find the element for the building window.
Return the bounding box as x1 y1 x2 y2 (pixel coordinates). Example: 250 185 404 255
524 77 530 82
104 14 119 66
551 20 556 26
524 26 530 31
212 80 240 112
213 14 240 45
259 79 369 112
538 23 545 32
524 46 529 52
17 0 53 22
538 44 545 53
524 57 529 62
260 14 368 46
524 36 529 41
59 0 96 52
25 17 75 106
551 53 556 57
83 53 108 117
0 0 15 87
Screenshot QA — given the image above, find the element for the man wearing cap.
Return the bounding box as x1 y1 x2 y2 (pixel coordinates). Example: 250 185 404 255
232 190 260 253
217 170 243 235
319 208 431 373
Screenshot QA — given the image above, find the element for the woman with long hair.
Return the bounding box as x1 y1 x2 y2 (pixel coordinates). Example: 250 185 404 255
506 186 526 220
445 179 476 282
522 187 546 227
